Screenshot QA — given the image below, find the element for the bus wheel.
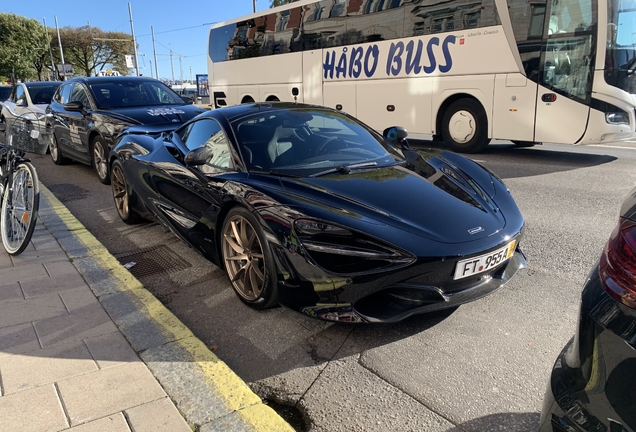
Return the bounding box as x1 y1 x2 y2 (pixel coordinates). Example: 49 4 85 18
441 99 490 153
265 96 279 102
241 96 255 104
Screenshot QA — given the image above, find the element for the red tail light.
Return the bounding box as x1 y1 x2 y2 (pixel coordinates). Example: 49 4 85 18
599 217 636 309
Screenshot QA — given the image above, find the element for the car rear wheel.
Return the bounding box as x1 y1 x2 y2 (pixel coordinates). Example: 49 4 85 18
111 159 141 224
92 136 110 184
49 134 69 165
441 99 490 154
221 207 278 309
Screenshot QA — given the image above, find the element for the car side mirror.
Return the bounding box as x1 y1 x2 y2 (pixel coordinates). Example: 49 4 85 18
383 126 409 149
64 101 85 112
184 146 213 166
16 99 26 107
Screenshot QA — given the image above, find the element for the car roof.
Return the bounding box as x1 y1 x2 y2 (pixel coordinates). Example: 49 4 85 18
208 102 341 123
66 76 166 85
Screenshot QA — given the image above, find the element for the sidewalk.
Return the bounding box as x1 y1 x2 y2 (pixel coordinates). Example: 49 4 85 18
0 185 293 432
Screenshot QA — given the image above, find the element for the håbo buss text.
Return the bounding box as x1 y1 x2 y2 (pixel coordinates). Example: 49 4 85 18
208 0 636 153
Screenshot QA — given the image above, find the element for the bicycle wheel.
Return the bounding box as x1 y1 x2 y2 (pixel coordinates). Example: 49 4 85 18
1 162 40 255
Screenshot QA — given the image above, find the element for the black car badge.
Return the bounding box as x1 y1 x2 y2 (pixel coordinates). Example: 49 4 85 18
468 226 484 235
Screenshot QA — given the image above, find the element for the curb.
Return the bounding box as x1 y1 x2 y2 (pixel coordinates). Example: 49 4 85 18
38 185 294 432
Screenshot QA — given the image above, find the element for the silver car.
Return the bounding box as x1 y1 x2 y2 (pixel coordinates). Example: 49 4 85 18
0 82 60 153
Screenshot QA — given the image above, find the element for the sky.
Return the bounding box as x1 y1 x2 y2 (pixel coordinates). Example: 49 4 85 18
1 0 273 82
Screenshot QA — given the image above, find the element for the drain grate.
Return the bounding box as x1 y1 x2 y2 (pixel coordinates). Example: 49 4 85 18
114 245 192 278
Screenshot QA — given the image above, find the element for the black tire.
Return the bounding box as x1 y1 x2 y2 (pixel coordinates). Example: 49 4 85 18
1 162 39 255
91 136 110 185
241 96 255 104
512 140 536 148
111 159 142 224
221 206 278 309
265 96 280 102
49 133 69 165
441 99 490 154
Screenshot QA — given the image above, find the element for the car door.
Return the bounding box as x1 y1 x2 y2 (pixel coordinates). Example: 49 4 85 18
148 118 236 261
4 85 28 138
49 83 74 154
50 82 92 164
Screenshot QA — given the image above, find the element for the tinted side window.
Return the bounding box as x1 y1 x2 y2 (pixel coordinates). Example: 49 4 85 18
69 83 91 108
506 0 549 81
178 119 233 170
13 86 25 104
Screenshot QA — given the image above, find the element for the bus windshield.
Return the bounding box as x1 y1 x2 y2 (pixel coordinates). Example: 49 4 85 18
605 0 636 92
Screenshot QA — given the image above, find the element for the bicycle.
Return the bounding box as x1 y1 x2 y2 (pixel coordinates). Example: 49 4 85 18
0 114 46 255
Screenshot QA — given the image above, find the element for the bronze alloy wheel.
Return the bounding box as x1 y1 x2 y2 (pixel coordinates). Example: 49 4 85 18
110 160 140 224
111 163 129 219
222 213 266 301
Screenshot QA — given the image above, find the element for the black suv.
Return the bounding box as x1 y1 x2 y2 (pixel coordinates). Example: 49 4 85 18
47 76 206 183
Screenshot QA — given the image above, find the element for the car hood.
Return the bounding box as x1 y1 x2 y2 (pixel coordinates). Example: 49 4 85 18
93 104 205 125
276 158 507 244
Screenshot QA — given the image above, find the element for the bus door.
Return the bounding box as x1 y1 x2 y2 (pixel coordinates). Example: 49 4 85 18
534 0 595 143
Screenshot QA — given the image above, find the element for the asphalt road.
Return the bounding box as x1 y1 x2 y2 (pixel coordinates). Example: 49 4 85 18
26 139 636 431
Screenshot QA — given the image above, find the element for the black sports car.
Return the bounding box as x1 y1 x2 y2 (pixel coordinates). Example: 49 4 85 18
540 186 636 432
109 103 526 322
46 76 206 184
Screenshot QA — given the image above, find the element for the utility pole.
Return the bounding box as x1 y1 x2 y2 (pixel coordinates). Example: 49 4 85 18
54 16 65 80
151 26 159 80
253 0 256 12
170 50 175 83
178 54 184 85
128 3 140 76
149 60 153 78
42 18 56 80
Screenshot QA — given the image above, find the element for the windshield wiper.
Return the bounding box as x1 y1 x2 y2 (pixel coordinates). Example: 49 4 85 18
251 169 300 178
310 161 378 178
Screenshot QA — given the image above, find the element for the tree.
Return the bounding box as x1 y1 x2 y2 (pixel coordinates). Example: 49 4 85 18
0 13 50 81
55 26 132 77
270 0 299 7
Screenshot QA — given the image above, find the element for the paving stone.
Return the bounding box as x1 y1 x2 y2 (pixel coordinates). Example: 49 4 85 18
10 247 69 266
0 282 23 302
59 287 99 313
0 250 13 269
44 260 81 278
0 339 97 394
0 292 68 328
57 362 167 426
0 322 40 358
0 262 49 283
83 331 140 369
125 397 192 432
0 384 68 432
33 300 117 348
67 413 131 432
20 272 87 298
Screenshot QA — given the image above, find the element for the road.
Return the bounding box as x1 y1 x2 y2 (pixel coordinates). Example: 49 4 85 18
27 139 636 431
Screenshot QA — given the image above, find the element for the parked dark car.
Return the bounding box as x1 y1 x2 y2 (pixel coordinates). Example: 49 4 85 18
46 76 206 184
109 102 526 322
0 81 61 153
540 186 636 432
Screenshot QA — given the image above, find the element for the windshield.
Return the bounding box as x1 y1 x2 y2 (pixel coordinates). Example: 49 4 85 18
0 86 12 101
233 108 401 177
605 0 636 92
25 83 61 104
89 80 186 108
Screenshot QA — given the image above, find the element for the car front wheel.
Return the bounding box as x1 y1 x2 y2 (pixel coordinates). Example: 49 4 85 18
221 207 278 309
111 159 141 224
92 136 110 184
49 134 69 165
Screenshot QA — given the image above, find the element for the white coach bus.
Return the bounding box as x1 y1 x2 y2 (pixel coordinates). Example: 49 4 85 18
208 0 636 153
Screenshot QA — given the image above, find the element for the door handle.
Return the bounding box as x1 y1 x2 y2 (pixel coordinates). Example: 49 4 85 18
541 93 557 102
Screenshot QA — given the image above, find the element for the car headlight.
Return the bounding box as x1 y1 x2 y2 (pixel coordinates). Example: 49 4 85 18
293 219 415 275
606 112 630 125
